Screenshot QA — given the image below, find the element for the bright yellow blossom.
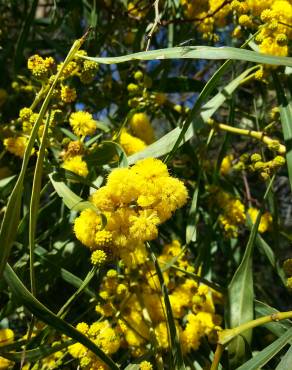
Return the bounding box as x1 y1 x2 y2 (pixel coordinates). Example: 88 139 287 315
69 111 96 136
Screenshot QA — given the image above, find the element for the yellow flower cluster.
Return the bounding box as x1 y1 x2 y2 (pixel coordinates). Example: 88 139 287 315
210 187 274 237
74 158 188 268
60 85 77 103
27 54 55 79
69 240 222 368
210 187 246 238
69 320 120 370
181 0 292 55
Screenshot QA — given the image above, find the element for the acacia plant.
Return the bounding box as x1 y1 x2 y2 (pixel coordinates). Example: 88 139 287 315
0 1 292 369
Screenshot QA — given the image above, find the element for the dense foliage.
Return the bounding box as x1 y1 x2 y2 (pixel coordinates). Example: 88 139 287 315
0 1 292 369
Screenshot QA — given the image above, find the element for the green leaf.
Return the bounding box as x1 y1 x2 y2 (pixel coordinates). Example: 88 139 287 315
124 365 140 370
4 263 119 370
29 111 51 295
49 173 96 212
272 72 292 192
146 242 186 370
35 246 98 299
256 235 286 285
227 177 275 367
87 140 128 168
235 328 292 370
14 0 38 70
128 67 255 164
0 175 16 190
275 345 292 370
186 179 200 244
79 46 292 67
57 266 98 319
0 340 73 362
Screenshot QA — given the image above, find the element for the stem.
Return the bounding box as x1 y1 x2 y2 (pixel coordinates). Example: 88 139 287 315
210 344 224 370
219 310 292 345
214 122 286 154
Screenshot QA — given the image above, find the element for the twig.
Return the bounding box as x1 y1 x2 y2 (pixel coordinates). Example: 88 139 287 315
242 171 252 207
145 0 160 51
210 344 224 370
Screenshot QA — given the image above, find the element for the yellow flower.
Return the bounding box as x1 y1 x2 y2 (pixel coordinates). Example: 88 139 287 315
95 325 120 355
61 85 77 103
95 230 112 248
76 322 89 335
69 111 96 136
139 361 153 370
220 154 234 176
74 209 102 249
91 249 107 266
0 328 14 346
129 210 160 242
154 322 169 349
129 112 155 144
119 129 146 155
27 54 54 79
4 136 30 158
62 155 88 177
0 329 14 369
248 207 272 233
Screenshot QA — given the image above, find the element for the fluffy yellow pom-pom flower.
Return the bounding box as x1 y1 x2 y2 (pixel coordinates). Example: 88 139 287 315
91 249 107 266
62 155 89 177
74 209 101 249
4 136 30 158
119 129 146 155
248 207 272 233
69 111 96 136
139 361 153 370
129 112 155 144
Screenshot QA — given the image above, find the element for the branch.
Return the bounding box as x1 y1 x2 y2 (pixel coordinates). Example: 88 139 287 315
145 0 161 51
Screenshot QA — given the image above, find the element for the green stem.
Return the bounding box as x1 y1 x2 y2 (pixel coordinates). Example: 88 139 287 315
219 311 292 345
210 344 224 370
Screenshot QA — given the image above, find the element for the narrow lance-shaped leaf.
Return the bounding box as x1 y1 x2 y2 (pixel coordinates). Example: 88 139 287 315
29 111 51 295
235 328 292 370
272 72 292 192
0 340 73 363
275 345 292 370
79 46 292 67
49 173 97 212
146 242 186 370
227 177 275 367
